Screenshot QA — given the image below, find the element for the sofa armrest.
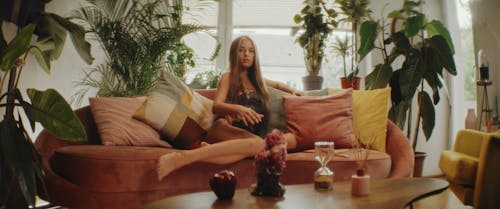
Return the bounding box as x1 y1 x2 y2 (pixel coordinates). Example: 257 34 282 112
386 120 414 178
454 129 487 157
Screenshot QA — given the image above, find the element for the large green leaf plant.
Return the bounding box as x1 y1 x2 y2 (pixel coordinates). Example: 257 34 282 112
359 0 457 150
0 6 92 207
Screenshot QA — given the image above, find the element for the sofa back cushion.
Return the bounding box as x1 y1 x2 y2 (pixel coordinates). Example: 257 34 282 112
133 71 215 149
267 87 328 133
283 89 354 152
89 97 170 147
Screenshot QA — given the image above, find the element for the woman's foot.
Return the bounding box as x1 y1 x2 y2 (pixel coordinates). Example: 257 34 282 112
157 152 186 181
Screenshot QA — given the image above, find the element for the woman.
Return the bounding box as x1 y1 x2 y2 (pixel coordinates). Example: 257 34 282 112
157 36 302 180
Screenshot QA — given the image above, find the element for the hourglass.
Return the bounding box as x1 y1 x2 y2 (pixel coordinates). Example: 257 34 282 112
314 141 334 190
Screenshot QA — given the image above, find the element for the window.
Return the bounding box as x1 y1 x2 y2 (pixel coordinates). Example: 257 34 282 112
184 0 349 90
457 0 476 102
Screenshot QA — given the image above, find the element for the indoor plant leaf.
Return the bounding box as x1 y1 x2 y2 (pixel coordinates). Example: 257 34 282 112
0 22 7 52
389 69 403 105
389 101 409 129
45 13 94 65
30 38 56 73
0 24 35 71
388 32 411 55
358 20 378 61
429 35 457 75
0 123 12 204
0 120 37 206
387 10 405 19
425 20 454 53
365 63 393 90
419 91 435 140
24 88 87 141
399 51 424 100
404 13 425 37
34 14 67 61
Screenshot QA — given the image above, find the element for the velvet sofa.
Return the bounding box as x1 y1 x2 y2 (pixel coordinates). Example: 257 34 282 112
34 90 414 209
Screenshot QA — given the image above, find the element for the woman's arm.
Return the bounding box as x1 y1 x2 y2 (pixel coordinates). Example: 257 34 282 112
265 79 304 96
212 72 263 125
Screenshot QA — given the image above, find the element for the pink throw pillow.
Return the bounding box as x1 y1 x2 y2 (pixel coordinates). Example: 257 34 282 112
89 97 171 147
283 89 354 152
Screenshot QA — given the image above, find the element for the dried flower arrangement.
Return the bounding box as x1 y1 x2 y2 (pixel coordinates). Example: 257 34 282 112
250 129 288 197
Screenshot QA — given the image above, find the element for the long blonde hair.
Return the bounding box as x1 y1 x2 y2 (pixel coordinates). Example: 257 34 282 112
226 36 270 116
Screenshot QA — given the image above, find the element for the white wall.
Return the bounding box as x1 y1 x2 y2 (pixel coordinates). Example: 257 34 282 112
367 0 450 176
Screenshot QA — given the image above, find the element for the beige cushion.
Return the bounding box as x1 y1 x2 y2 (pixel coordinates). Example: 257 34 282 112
134 71 215 149
439 150 478 186
89 97 170 147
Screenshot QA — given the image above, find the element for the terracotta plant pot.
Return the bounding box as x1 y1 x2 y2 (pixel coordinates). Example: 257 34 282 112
413 152 427 177
340 76 361 90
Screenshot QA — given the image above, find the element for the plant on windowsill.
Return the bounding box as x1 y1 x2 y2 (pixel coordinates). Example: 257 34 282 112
0 19 90 209
292 0 339 90
358 0 457 176
335 0 371 89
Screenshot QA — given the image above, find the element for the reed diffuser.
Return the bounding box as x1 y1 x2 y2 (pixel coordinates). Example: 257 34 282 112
351 135 374 196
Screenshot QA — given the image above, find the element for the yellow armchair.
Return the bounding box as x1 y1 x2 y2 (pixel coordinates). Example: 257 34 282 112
439 129 500 208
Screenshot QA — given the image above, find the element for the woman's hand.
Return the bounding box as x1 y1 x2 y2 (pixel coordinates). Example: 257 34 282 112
235 105 263 126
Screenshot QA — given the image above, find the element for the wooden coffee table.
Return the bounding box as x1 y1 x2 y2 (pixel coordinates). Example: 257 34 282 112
145 178 448 209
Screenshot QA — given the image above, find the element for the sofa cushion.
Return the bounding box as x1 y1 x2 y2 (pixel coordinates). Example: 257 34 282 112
439 150 478 186
50 146 390 193
89 97 170 147
134 71 215 149
328 88 390 152
283 89 354 152
267 87 328 133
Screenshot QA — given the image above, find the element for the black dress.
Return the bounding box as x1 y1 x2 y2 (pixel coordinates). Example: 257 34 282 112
231 90 267 138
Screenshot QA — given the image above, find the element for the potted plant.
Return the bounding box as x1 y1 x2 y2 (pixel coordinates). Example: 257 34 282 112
1 18 90 209
72 0 219 102
359 0 457 176
292 0 338 90
335 0 371 89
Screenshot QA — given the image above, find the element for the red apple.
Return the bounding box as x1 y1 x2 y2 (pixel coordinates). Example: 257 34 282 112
209 170 236 200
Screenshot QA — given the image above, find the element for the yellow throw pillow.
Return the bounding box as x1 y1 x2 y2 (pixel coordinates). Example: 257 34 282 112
328 88 390 152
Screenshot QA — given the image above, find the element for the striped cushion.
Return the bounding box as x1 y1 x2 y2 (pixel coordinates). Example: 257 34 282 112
133 71 215 149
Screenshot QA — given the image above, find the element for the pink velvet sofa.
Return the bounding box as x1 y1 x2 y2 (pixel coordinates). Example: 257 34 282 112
34 90 414 209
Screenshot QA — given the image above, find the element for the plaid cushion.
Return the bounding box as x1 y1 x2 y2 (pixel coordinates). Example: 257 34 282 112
134 71 214 149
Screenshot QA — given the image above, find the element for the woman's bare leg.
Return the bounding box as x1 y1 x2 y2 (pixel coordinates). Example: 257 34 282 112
157 136 265 180
284 132 297 150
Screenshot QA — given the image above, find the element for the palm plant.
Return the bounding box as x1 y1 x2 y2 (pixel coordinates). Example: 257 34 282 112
72 0 216 102
336 0 371 80
331 36 351 78
0 21 89 209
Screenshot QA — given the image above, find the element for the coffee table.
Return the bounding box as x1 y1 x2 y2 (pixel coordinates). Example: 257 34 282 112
145 178 448 209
